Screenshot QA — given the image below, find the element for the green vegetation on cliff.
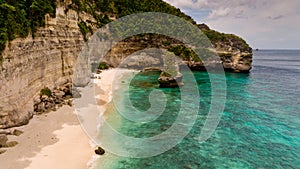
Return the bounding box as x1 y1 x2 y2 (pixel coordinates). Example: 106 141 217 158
0 0 56 56
0 0 251 62
71 0 196 40
71 0 195 25
168 45 200 62
203 29 252 52
71 0 251 54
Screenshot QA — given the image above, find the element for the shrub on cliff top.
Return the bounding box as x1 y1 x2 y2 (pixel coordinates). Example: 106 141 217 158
98 62 109 70
203 29 251 52
160 71 173 78
0 0 57 55
40 87 52 97
71 0 251 59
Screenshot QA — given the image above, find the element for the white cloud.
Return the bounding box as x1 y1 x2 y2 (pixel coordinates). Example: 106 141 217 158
164 0 300 49
164 0 209 9
165 0 259 18
208 7 230 19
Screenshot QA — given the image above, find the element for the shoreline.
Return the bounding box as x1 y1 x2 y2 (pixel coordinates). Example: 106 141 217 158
0 106 93 169
0 69 122 169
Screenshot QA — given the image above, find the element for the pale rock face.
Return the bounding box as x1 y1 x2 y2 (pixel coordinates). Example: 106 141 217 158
218 51 252 72
0 2 252 129
103 40 252 73
0 2 85 129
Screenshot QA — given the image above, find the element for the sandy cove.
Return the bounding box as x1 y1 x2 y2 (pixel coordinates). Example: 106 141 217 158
0 69 119 169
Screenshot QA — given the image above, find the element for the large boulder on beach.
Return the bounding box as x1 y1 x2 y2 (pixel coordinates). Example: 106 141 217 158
0 149 6 154
13 129 24 136
0 134 8 147
72 89 82 98
95 146 105 155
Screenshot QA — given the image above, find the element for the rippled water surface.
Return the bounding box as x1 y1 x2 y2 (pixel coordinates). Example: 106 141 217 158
96 50 300 169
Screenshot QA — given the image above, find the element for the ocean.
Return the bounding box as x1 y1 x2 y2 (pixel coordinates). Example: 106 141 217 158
95 50 300 168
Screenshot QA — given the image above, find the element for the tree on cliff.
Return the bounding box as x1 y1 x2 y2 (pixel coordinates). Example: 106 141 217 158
0 0 251 60
0 0 56 56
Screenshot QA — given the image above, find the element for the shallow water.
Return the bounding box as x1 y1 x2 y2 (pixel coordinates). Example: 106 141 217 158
96 50 300 169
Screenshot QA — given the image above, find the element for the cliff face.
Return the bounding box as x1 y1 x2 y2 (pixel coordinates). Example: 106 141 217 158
0 1 84 129
211 35 252 72
0 1 252 129
103 33 252 72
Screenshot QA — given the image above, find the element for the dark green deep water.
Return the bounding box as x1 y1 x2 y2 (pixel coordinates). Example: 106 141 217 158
97 50 300 168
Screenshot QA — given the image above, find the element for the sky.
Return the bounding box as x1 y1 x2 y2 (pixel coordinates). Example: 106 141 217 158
163 0 300 49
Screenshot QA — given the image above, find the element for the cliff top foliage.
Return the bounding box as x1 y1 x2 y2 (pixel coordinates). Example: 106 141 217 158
0 0 56 56
0 0 251 60
71 0 196 26
71 0 251 52
203 29 252 52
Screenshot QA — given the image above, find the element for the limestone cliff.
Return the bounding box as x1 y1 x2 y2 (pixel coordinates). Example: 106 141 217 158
103 32 252 72
0 0 253 129
0 1 85 129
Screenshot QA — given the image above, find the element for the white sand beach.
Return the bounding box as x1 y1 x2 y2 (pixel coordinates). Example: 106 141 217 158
0 69 119 169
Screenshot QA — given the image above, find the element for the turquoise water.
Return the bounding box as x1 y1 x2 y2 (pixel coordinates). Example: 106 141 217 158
97 50 300 168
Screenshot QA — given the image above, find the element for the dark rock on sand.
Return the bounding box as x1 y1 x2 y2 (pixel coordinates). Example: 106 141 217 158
0 129 23 136
13 129 24 136
0 134 8 147
95 146 105 155
0 149 6 154
0 110 32 129
72 89 82 98
2 141 18 148
33 83 81 114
